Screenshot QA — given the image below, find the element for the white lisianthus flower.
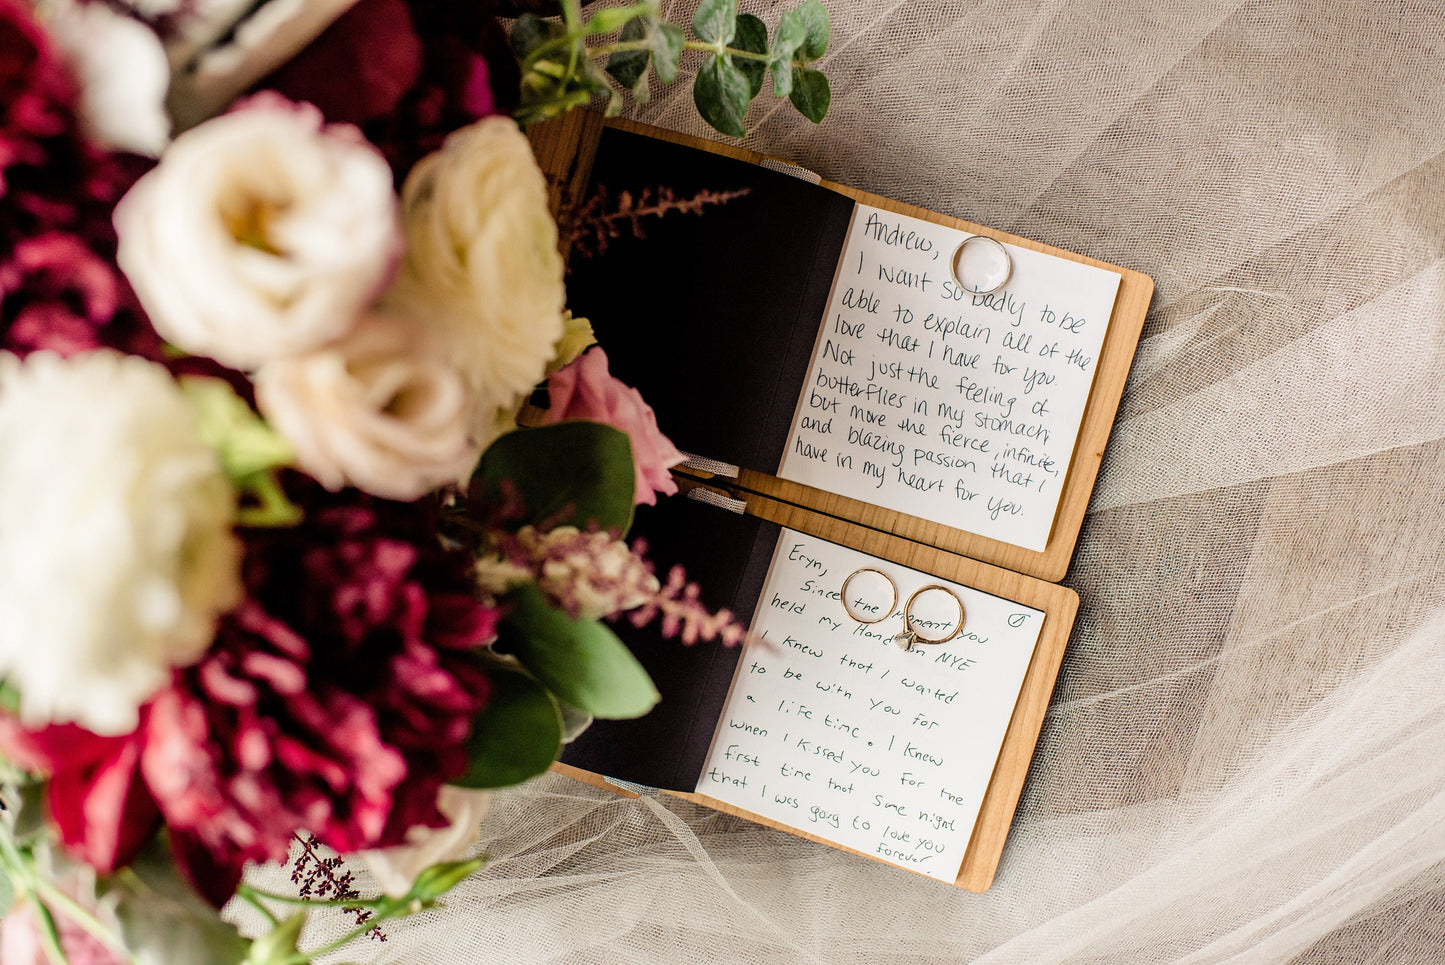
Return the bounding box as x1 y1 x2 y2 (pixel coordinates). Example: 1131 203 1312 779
383 117 566 432
114 94 399 370
254 313 482 501
0 351 242 735
46 0 171 157
362 786 492 898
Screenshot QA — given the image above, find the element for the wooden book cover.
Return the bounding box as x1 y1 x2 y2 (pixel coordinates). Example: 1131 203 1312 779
528 113 1146 890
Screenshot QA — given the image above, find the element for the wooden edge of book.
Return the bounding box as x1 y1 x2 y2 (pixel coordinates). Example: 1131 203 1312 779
551 491 1078 892
528 112 1153 584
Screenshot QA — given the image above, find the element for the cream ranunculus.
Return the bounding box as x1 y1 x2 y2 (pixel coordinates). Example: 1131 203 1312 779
113 94 399 370
383 116 566 431
254 313 482 501
0 351 242 735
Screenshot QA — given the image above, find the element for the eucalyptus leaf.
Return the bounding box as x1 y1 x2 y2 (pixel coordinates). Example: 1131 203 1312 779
578 55 616 94
558 701 595 742
793 0 830 60
499 584 660 719
691 0 736 44
114 839 252 965
583 5 647 34
605 17 650 90
789 65 831 122
733 14 768 98
469 422 635 533
693 55 751 138
457 666 564 789
511 13 564 59
768 16 803 95
653 23 685 84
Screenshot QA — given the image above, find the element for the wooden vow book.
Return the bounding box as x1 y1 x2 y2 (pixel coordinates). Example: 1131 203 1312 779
529 113 1153 891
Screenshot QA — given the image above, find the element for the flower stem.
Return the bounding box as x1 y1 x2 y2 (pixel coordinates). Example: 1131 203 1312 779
31 879 135 963
281 902 412 965
681 40 773 61
32 899 69 965
234 886 281 927
236 882 385 911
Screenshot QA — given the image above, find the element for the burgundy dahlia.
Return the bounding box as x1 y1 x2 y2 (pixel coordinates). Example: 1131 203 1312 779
139 486 498 903
0 0 159 359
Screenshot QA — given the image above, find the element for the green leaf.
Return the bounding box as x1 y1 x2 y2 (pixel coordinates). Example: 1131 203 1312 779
769 7 806 95
456 666 563 788
406 858 486 902
693 55 751 138
499 584 660 719
243 913 305 965
116 838 253 965
583 4 648 34
691 0 736 44
789 65 831 123
577 55 615 95
605 17 651 90
0 679 17 714
470 422 635 533
793 0 830 59
733 14 768 98
179 377 301 528
511 13 564 59
653 23 685 84
0 871 12 918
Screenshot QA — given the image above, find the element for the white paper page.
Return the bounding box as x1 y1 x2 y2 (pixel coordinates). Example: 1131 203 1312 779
777 205 1122 552
695 529 1045 884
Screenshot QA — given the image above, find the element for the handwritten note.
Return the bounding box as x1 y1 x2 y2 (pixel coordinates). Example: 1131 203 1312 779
695 530 1044 883
778 205 1122 552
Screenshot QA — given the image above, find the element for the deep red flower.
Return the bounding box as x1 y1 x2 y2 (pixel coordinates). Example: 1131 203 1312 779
0 0 160 360
0 716 160 873
139 484 497 901
265 0 424 126
265 0 515 179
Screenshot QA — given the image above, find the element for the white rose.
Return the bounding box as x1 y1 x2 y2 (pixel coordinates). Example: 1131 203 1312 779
383 117 566 430
254 314 482 501
46 0 171 157
0 351 242 735
114 95 399 370
361 786 492 898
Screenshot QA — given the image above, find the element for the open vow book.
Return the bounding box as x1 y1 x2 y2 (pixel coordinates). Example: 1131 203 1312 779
531 115 1151 890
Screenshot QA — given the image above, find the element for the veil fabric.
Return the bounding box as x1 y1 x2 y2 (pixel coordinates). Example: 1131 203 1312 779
244 2 1445 960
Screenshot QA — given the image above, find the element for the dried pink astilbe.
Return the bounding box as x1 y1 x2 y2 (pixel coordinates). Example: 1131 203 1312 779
479 526 746 646
628 565 746 647
561 183 752 265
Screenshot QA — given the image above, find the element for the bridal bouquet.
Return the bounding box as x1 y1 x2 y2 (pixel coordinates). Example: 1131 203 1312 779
0 0 828 961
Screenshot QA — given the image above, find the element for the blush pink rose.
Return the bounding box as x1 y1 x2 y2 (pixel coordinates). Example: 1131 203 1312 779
543 347 684 507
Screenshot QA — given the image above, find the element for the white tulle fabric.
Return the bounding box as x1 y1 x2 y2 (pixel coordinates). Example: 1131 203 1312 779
237 1 1445 960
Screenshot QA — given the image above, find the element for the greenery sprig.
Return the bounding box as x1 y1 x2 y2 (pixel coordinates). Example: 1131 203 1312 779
512 0 831 137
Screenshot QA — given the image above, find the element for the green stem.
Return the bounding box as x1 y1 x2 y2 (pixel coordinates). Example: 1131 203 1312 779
281 903 409 965
236 882 385 911
681 40 773 61
31 879 134 962
586 39 652 57
234 887 280 928
32 899 69 965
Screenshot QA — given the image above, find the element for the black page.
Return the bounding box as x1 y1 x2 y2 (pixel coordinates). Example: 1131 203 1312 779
565 127 857 471
560 496 779 790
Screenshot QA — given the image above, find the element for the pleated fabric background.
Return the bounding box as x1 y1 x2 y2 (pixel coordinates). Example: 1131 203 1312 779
244 2 1445 960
